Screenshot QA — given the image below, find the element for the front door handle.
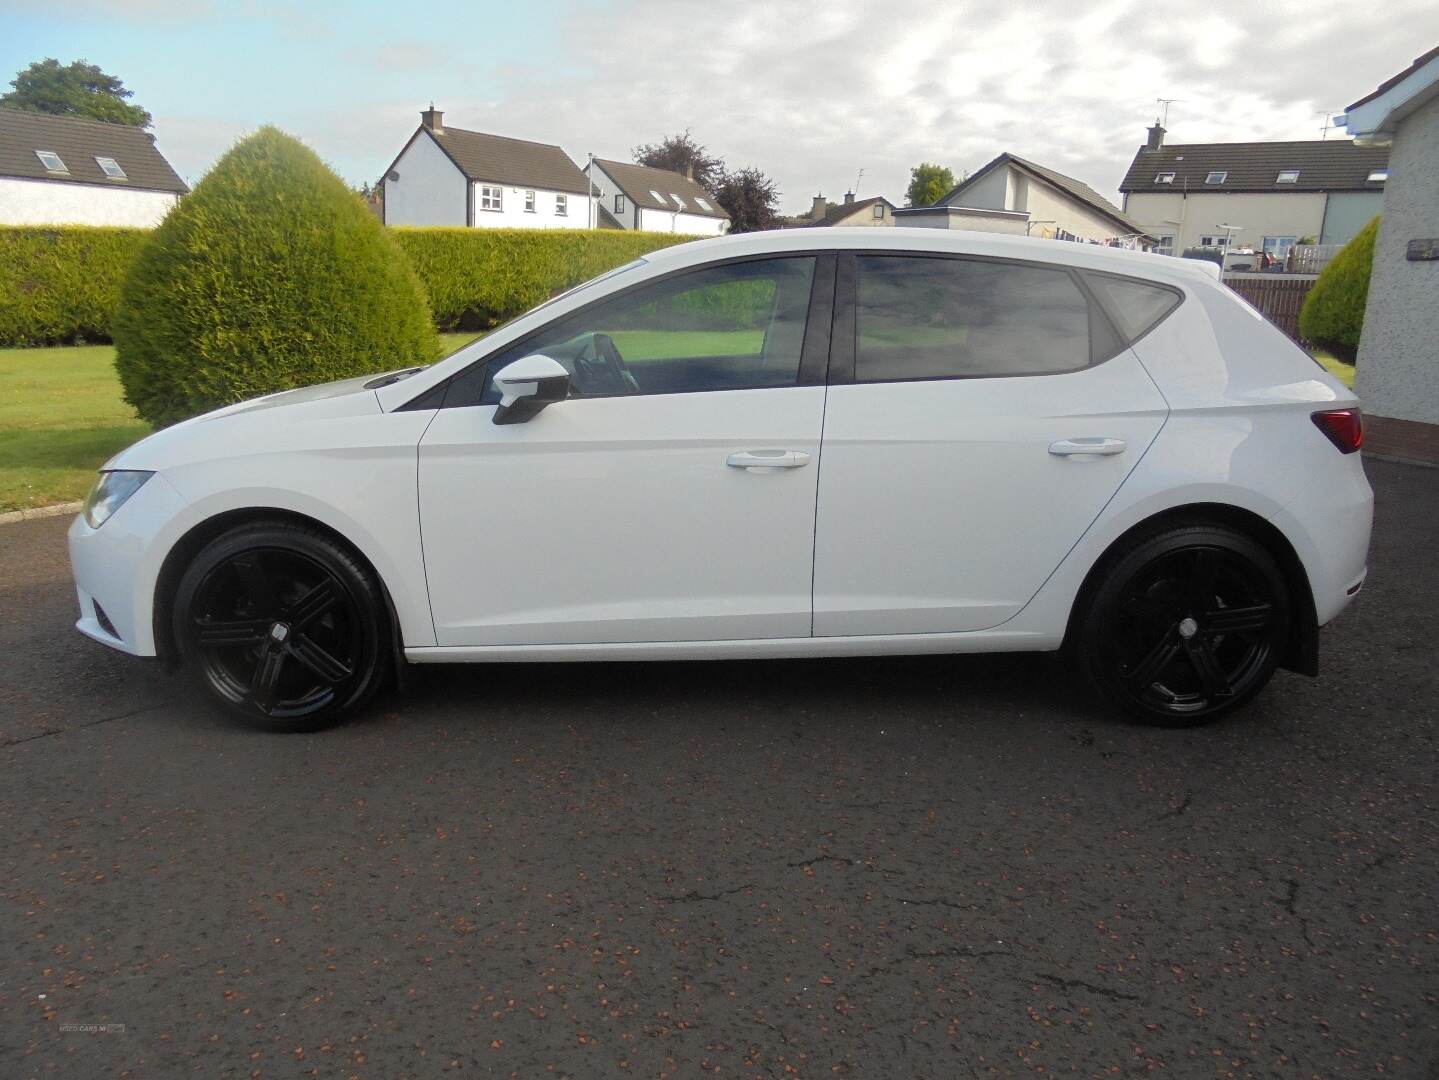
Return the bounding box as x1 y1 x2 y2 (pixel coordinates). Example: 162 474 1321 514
1048 437 1127 457
726 450 812 470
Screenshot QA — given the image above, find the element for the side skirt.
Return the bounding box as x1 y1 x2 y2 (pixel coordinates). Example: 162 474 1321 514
405 629 1060 664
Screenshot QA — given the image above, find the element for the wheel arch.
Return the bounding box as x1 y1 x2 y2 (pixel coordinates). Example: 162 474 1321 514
1063 502 1319 676
152 507 408 684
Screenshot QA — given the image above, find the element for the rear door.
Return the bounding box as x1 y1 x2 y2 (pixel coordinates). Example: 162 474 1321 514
812 253 1172 636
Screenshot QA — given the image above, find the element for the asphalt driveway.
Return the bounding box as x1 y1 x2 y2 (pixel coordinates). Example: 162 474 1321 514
3 458 1436 1078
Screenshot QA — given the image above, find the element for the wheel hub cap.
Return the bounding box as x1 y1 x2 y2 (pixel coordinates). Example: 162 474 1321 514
1177 616 1199 639
269 622 291 643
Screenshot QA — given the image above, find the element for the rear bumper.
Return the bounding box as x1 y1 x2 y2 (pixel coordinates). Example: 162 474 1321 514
1270 456 1373 627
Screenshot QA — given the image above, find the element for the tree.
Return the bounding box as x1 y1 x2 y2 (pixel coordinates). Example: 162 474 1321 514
632 131 724 192
114 127 438 427
1298 216 1379 365
2 58 151 126
713 167 782 233
905 162 956 208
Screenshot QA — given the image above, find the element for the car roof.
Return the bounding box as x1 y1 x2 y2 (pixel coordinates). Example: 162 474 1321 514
645 226 1219 286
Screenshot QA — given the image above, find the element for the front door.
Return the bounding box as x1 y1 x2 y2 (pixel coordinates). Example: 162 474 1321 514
813 253 1170 636
418 254 830 647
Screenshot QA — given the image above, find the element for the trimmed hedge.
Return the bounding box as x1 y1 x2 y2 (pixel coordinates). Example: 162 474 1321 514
0 226 151 346
1298 216 1379 364
114 127 439 427
390 227 701 330
0 225 702 347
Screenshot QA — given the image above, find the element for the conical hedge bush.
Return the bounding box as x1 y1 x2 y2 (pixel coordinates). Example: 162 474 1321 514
114 126 439 427
1298 216 1379 365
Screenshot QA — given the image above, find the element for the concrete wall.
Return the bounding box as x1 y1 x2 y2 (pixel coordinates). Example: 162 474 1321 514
895 207 1028 234
636 206 725 235
1321 191 1385 245
383 132 466 226
949 166 1009 210
1356 94 1439 425
0 177 178 227
1123 190 1328 252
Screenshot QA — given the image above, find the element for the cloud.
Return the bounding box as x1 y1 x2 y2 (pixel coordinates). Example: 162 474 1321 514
147 0 1439 212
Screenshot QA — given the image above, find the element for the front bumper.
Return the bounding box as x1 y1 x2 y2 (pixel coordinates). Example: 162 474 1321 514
68 472 190 657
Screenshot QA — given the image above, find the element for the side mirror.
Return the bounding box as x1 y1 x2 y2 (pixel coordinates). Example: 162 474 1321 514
492 354 570 425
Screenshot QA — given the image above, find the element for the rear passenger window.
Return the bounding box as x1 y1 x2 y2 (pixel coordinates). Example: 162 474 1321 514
1084 273 1181 342
854 255 1092 381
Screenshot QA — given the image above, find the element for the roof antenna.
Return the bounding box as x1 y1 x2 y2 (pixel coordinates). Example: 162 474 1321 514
1316 110 1336 139
1156 98 1180 127
853 167 865 196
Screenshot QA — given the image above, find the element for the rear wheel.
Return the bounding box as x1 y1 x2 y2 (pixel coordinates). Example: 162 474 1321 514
173 523 389 732
1075 524 1290 725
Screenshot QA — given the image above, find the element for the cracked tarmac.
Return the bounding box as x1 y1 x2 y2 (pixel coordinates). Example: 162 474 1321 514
3 458 1437 1076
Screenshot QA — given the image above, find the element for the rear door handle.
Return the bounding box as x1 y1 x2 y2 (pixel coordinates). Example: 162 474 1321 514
726 450 812 470
1048 437 1127 457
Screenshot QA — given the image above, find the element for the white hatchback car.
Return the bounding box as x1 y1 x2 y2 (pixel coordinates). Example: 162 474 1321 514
70 229 1372 731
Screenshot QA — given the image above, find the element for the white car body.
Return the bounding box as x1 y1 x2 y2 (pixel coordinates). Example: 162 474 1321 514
69 228 1371 682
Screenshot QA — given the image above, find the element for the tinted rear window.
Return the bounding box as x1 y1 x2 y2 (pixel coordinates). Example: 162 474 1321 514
1084 273 1181 342
854 255 1092 381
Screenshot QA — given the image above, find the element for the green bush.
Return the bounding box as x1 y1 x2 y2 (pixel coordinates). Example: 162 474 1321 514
1299 216 1379 364
0 226 150 345
114 127 438 427
391 227 698 330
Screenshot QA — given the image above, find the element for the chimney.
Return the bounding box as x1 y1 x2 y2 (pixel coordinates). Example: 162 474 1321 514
810 193 827 221
684 162 695 181
1145 121 1165 151
843 190 855 205
421 103 444 134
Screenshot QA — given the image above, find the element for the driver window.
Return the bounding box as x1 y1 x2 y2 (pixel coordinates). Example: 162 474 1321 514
475 256 816 402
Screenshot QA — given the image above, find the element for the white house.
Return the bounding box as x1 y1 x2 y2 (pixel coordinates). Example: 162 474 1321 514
1336 42 1439 456
895 153 1154 249
382 107 594 229
0 108 187 227
583 158 728 235
789 191 897 228
1118 124 1388 257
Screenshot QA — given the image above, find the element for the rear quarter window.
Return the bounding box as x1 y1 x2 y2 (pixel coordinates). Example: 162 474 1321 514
1083 272 1182 343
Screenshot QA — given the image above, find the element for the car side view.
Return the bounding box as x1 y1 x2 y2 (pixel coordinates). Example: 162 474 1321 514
69 228 1372 731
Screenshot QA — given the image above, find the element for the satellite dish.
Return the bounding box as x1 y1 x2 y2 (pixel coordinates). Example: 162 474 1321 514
388 170 400 182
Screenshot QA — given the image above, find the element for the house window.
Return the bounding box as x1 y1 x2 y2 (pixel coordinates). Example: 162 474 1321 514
555 194 568 216
1199 234 1228 248
1204 171 1227 185
1275 169 1299 184
695 197 712 212
35 150 68 174
524 190 536 212
615 193 626 214
95 156 127 179
1368 168 1389 182
478 184 503 211
1262 236 1297 258
873 203 885 219
1153 234 1175 254
1155 172 1175 184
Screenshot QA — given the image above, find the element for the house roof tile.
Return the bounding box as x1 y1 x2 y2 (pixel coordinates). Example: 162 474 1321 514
1119 139 1389 194
589 158 729 220
0 108 187 193
426 126 590 194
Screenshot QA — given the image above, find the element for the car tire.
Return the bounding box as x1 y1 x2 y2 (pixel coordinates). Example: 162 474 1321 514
1073 522 1291 726
172 522 389 732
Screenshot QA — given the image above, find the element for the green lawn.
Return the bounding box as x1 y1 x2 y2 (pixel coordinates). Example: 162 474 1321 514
0 333 480 513
1312 350 1356 389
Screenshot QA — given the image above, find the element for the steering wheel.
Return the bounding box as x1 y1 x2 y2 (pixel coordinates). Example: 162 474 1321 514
573 333 639 396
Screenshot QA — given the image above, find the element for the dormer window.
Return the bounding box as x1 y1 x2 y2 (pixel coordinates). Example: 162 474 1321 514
35 150 68 174
1276 169 1299 184
1155 172 1175 184
1368 168 1389 182
95 156 127 179
1205 171 1227 185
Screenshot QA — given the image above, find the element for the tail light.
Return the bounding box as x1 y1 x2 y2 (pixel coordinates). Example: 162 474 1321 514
1311 409 1363 454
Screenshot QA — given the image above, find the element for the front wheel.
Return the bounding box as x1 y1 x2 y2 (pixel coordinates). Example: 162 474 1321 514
173 523 389 732
1074 523 1291 726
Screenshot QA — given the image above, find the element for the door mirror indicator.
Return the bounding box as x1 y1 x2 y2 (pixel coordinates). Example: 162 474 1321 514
492 354 570 425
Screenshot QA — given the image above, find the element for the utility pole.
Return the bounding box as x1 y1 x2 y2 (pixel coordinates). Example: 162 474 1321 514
587 153 596 229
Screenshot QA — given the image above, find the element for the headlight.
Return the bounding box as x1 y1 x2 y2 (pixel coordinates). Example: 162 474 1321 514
83 470 154 529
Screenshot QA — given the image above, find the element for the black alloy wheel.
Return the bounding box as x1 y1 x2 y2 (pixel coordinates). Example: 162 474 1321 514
174 523 388 731
1077 524 1291 725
